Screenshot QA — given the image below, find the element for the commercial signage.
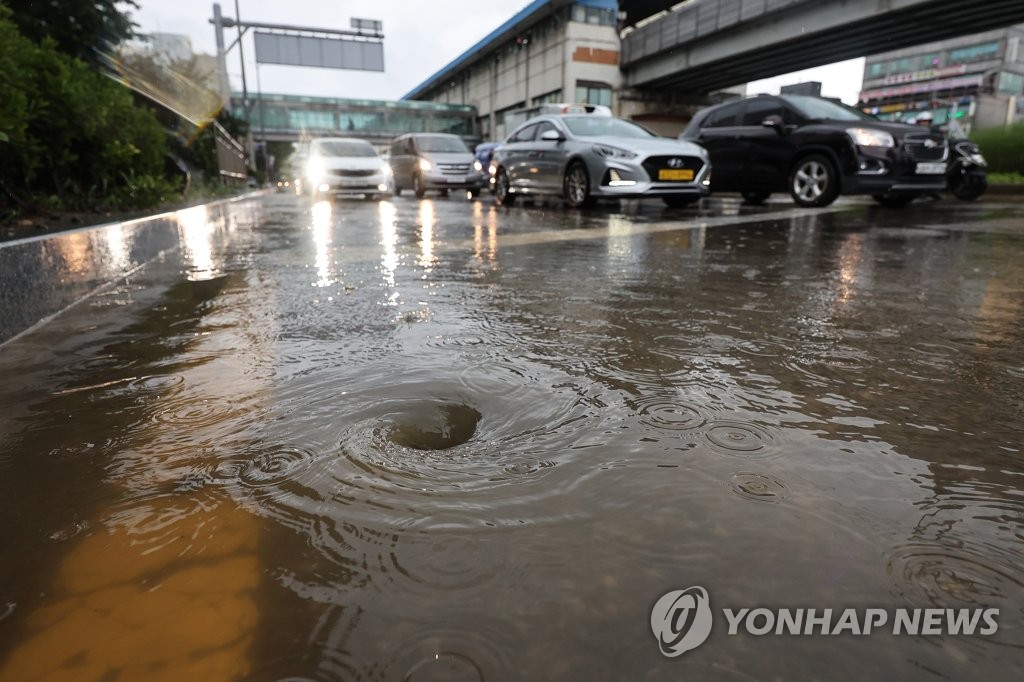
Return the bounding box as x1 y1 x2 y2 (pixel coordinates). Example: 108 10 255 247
860 75 984 102
882 63 968 86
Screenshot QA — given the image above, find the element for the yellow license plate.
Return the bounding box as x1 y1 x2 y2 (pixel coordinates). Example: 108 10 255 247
658 169 694 181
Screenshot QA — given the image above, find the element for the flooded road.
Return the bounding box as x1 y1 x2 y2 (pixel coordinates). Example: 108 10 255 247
1 193 1022 680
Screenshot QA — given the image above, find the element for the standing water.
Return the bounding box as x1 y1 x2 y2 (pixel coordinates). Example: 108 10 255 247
0 195 1022 680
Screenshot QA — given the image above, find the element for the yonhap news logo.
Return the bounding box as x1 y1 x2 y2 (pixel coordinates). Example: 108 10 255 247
650 587 714 657
651 586 999 657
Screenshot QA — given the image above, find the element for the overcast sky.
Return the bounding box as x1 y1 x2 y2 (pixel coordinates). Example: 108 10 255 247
130 0 864 104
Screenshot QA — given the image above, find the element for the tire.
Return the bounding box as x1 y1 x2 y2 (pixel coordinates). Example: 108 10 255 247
468 187 481 198
392 184 402 197
789 154 839 207
494 168 516 206
662 195 700 209
872 193 917 208
564 161 594 209
439 188 450 197
413 173 426 198
949 171 987 201
741 190 771 205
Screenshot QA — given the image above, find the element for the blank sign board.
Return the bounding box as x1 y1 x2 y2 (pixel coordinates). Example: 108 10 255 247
254 32 384 71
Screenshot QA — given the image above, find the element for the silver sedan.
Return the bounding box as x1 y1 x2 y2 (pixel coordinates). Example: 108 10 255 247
491 114 712 209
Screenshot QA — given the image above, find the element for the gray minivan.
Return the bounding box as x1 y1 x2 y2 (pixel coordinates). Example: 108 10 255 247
389 133 483 198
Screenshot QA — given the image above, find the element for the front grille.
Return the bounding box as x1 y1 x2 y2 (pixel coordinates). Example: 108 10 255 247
330 169 376 177
438 163 471 175
902 133 947 162
641 156 705 182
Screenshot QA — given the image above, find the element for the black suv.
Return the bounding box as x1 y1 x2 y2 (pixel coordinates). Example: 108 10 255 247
681 94 948 207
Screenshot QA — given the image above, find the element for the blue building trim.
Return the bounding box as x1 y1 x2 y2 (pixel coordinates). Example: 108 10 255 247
401 0 618 101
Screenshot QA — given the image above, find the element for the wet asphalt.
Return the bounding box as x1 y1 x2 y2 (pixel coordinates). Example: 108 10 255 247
0 190 1022 680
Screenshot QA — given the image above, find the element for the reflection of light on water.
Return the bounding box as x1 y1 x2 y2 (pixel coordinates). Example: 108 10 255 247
100 224 131 273
53 232 95 277
176 205 217 280
606 214 645 268
311 200 333 287
417 201 436 270
472 203 499 263
835 233 865 306
379 200 398 288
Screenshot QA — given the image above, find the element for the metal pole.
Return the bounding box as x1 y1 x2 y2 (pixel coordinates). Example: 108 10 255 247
256 62 268 180
212 4 231 109
235 0 249 110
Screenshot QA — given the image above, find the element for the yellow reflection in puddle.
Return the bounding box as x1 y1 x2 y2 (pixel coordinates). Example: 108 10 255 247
0 500 259 681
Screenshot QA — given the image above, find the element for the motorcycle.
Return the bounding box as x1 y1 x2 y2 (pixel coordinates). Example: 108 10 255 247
946 137 988 201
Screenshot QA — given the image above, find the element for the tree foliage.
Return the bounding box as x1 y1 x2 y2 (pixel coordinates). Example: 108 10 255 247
0 4 172 211
3 0 138 66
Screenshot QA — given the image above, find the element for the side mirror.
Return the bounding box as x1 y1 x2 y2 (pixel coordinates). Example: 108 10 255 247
761 115 784 133
540 129 564 142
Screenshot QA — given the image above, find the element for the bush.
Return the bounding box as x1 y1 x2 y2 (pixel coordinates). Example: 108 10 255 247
973 122 1024 175
0 4 172 212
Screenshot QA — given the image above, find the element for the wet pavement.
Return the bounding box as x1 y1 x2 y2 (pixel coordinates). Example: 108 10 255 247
0 192 1022 680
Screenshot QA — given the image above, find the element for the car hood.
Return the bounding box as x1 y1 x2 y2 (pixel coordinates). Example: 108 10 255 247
421 152 474 165
586 135 709 158
321 156 385 171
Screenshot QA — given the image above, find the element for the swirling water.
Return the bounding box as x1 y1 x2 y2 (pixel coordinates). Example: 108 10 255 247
0 196 1022 680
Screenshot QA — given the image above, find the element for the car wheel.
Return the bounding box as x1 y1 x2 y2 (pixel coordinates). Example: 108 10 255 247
741 191 771 205
789 155 839 207
413 173 426 198
392 183 402 197
872 193 917 208
494 168 516 206
564 161 594 209
662 196 700 209
468 187 480 198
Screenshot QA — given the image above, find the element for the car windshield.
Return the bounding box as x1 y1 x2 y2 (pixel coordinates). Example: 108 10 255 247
784 95 876 122
314 141 378 157
416 136 469 153
562 116 655 139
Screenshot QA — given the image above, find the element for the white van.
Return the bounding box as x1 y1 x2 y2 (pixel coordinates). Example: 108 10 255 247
303 137 392 200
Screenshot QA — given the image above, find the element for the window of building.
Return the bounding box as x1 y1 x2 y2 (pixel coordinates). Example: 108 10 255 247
288 109 335 130
533 90 563 106
997 71 1024 95
867 62 886 79
949 42 1001 64
571 5 617 26
575 81 612 107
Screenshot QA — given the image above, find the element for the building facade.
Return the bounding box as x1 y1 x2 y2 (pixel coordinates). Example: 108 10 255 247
859 25 1024 131
402 0 620 140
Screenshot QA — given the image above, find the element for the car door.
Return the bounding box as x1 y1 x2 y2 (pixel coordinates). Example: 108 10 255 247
739 98 798 192
689 101 747 191
501 123 539 190
531 120 571 192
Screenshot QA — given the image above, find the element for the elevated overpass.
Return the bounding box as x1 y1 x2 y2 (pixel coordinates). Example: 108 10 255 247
621 0 1024 93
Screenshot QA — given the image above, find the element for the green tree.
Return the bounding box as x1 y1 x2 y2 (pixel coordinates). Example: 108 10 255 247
3 0 138 65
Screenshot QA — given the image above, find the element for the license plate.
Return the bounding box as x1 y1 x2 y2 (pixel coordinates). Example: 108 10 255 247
659 169 694 181
916 162 946 175
339 179 367 187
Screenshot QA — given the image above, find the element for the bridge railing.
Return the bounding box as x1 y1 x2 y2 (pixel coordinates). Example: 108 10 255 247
621 0 803 64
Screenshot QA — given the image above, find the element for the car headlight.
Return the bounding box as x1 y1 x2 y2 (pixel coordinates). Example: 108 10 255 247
307 159 326 183
473 160 483 172
418 158 432 172
380 163 393 176
592 144 637 160
847 128 894 148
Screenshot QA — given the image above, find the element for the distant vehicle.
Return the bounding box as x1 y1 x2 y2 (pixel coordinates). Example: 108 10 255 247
680 94 948 207
389 133 483 198
491 112 711 209
474 142 500 191
302 137 392 200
